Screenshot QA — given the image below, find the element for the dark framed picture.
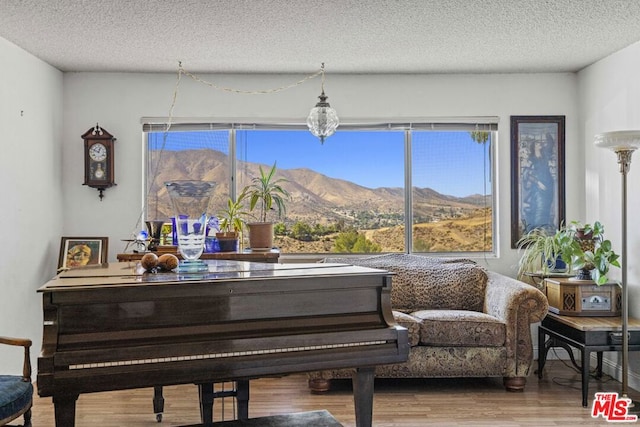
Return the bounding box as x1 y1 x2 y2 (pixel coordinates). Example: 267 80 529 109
58 237 109 270
511 116 565 248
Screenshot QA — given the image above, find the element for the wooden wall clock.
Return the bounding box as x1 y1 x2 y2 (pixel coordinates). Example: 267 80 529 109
82 124 116 200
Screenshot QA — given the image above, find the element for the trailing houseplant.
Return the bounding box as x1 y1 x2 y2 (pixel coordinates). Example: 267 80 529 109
243 162 290 250
559 221 620 285
516 227 566 280
516 220 620 286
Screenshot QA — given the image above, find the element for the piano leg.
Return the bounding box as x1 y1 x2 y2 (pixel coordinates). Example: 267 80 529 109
236 380 249 420
198 383 215 424
53 393 78 427
352 367 374 427
153 386 164 422
198 381 249 422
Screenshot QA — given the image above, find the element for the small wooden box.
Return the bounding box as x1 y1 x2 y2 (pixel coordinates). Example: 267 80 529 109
156 245 178 254
544 277 621 317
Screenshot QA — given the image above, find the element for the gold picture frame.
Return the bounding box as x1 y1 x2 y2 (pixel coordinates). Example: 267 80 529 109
58 237 108 270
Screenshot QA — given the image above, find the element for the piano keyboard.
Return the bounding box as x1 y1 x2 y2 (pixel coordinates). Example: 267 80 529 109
69 340 387 370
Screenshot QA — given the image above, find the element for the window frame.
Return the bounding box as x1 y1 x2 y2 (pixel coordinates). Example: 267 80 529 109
143 118 498 257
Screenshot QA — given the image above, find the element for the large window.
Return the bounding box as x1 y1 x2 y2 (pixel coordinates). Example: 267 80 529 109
144 122 496 255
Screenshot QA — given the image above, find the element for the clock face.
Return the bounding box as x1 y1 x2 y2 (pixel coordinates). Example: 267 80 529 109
89 143 107 162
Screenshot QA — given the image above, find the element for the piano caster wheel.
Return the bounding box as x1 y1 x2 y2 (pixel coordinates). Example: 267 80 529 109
156 413 162 422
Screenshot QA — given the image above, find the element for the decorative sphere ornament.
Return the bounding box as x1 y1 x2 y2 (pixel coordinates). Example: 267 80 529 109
158 254 179 271
141 253 159 271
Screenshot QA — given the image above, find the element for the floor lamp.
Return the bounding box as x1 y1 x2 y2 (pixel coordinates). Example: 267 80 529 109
595 130 640 405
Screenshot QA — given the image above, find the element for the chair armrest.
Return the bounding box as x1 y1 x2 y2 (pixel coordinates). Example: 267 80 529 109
484 272 548 323
0 336 32 382
483 272 549 377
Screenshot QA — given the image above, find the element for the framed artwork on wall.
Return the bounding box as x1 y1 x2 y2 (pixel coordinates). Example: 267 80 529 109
58 237 109 271
510 115 566 248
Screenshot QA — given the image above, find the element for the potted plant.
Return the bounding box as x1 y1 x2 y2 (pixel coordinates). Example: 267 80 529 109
216 190 249 252
244 162 290 250
559 221 620 285
516 227 566 281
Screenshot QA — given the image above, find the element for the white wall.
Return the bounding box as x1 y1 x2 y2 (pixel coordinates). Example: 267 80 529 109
0 38 63 374
62 71 581 277
578 40 640 383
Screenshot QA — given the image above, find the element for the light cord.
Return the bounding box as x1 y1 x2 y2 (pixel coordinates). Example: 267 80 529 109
177 61 323 95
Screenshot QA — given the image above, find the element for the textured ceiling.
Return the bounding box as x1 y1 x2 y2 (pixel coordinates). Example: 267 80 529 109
1 0 640 74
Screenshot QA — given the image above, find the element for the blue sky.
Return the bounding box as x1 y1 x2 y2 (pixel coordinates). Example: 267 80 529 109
238 130 404 188
150 129 491 198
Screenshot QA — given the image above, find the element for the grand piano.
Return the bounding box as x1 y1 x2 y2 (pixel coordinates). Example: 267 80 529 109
37 260 409 427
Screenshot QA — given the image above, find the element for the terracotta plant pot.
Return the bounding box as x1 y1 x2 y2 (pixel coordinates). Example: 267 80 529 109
247 222 274 251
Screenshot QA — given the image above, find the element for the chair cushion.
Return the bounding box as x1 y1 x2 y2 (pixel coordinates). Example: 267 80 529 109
412 309 506 347
323 253 488 312
392 311 422 347
0 375 33 423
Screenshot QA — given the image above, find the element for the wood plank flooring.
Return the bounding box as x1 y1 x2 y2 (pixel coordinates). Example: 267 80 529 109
25 361 635 426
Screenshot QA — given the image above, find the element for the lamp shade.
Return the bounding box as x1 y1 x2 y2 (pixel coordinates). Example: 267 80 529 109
595 130 640 151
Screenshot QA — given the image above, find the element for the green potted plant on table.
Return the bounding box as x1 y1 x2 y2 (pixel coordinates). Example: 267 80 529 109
559 221 620 285
244 162 290 251
216 190 249 252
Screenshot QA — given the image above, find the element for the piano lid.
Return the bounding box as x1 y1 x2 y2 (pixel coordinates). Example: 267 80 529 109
38 260 390 292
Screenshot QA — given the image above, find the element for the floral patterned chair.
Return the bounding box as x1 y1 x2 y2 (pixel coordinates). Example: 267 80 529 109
307 254 548 393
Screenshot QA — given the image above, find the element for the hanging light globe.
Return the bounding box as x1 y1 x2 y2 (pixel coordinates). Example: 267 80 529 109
307 64 338 144
307 91 339 144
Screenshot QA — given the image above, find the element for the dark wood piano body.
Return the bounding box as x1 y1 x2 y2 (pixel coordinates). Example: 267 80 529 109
37 261 409 427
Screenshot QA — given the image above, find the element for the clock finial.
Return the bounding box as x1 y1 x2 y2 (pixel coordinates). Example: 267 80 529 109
92 123 103 136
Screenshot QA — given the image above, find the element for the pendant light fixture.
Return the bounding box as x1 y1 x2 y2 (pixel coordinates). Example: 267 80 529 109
307 63 339 144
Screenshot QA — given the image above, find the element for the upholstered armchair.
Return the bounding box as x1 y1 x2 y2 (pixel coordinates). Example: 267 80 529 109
0 336 32 426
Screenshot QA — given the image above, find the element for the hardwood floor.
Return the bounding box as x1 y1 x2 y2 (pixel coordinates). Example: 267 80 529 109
25 361 634 426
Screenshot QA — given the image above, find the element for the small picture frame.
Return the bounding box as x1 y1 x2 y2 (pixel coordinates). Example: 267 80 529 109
58 237 109 270
161 222 173 246
511 115 566 248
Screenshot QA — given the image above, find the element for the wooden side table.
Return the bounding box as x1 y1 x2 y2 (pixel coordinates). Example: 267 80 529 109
538 312 640 407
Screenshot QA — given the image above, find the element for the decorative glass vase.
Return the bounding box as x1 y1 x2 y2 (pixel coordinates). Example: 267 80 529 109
165 180 216 270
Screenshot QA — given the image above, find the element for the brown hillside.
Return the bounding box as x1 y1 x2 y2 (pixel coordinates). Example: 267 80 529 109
147 149 490 245
277 207 492 253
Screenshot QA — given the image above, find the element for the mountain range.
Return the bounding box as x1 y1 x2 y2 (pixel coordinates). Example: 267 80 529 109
146 149 489 228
